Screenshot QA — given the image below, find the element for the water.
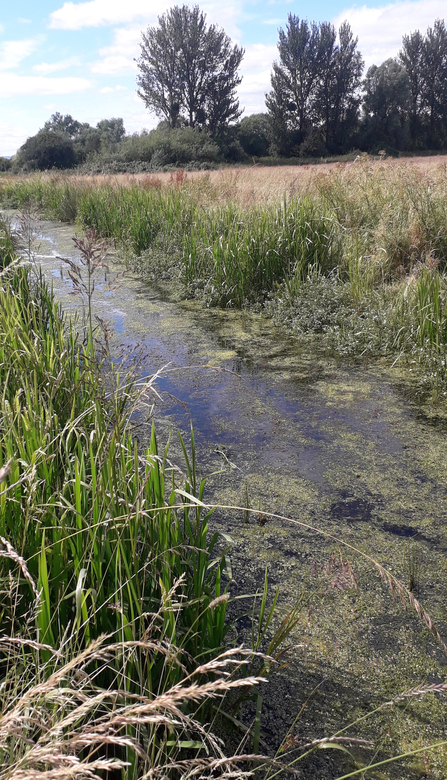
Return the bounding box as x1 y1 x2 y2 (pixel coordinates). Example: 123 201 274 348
16 217 447 549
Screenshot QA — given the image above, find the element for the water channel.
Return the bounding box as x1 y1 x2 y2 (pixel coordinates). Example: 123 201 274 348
10 215 447 777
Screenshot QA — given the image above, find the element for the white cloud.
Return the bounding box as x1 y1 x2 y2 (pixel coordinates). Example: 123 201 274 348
33 56 82 74
17 18 31 24
92 54 136 74
238 71 271 115
91 26 141 73
0 38 41 70
201 2 242 39
242 43 277 72
49 0 242 37
0 74 92 98
235 44 276 115
334 0 447 70
100 84 127 93
50 0 177 29
0 119 27 156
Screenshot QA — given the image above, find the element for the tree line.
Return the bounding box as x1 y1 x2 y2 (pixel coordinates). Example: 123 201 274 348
136 7 447 157
9 114 126 171
5 7 447 171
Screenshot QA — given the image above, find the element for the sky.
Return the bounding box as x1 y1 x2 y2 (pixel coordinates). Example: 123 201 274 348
0 0 446 156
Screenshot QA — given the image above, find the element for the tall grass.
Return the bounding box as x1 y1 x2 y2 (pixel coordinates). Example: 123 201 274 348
181 197 341 306
0 263 230 672
2 160 447 372
0 175 341 306
0 219 248 776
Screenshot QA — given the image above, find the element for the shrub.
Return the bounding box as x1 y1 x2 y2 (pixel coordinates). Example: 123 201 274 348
15 129 76 171
0 157 12 172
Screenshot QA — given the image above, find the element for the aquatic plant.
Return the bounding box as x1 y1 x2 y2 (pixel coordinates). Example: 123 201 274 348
0 223 243 776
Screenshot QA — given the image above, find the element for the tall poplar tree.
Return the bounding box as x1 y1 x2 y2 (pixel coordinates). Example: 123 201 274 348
265 16 321 154
361 59 411 151
399 19 447 148
316 21 363 152
422 19 447 147
266 15 363 156
399 29 424 148
136 6 244 136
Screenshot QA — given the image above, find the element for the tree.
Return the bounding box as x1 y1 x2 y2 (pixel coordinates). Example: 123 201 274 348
237 113 271 157
331 22 363 150
16 130 76 170
266 16 322 154
421 19 447 147
43 113 99 161
96 118 126 145
136 5 244 136
42 113 127 162
399 20 447 149
399 29 424 148
361 59 411 151
44 112 84 139
316 21 363 152
266 15 363 156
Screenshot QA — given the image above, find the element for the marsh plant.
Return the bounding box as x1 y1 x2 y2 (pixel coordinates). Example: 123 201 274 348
60 229 113 344
2 163 447 387
0 220 248 777
0 217 15 270
405 543 423 594
14 200 42 265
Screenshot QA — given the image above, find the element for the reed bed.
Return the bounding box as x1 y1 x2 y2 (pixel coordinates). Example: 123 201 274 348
3 160 447 382
0 220 252 777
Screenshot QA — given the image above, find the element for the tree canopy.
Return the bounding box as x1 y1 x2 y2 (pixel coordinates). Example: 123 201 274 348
238 114 271 157
136 5 244 136
399 19 447 149
16 129 76 171
15 114 127 170
266 15 363 156
362 59 411 151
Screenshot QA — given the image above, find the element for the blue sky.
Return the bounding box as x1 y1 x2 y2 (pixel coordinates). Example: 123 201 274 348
1 0 445 155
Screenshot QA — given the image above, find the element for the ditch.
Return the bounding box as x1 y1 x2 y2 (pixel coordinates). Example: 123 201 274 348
11 214 447 778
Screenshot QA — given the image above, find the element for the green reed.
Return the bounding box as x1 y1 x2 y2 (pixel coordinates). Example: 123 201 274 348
0 220 230 693
0 176 342 305
181 197 342 306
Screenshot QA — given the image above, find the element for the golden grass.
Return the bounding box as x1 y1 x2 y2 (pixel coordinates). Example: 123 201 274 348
44 154 447 206
3 154 447 210
0 631 266 780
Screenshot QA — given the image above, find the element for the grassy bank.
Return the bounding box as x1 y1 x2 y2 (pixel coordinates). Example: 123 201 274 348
0 218 262 778
2 160 447 391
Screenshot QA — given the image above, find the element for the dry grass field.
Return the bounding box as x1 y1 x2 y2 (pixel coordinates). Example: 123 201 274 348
63 154 447 207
